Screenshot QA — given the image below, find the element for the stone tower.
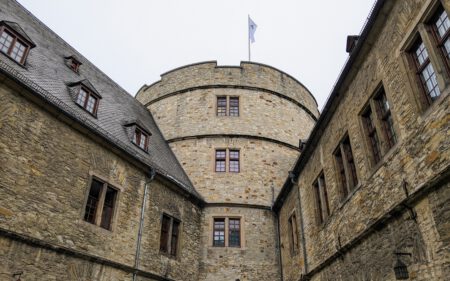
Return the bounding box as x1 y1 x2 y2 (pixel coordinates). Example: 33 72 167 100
136 61 318 280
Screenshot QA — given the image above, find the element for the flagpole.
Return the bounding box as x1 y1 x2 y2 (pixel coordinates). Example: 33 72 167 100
248 15 251 61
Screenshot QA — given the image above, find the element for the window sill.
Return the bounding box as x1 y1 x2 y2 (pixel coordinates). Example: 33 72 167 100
159 251 178 260
419 87 449 120
337 182 363 211
209 246 245 250
0 51 28 69
131 142 149 153
78 219 114 234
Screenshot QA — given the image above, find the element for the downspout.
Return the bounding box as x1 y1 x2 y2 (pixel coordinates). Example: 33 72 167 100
275 212 284 281
133 167 156 281
289 172 308 278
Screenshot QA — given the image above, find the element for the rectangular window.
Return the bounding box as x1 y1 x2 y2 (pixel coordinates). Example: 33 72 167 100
213 217 241 248
159 214 181 257
229 150 240 173
133 127 149 151
213 218 225 247
411 39 441 104
288 212 299 255
362 107 382 164
0 26 30 65
374 88 397 149
83 178 118 230
334 135 358 199
76 87 99 115
229 97 239 116
215 149 226 172
432 6 450 70
228 218 241 247
217 96 227 116
313 173 330 225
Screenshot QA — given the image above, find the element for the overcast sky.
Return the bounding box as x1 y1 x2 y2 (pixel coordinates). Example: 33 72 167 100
18 0 375 110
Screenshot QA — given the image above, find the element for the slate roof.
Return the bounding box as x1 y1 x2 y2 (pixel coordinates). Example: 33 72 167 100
0 0 202 201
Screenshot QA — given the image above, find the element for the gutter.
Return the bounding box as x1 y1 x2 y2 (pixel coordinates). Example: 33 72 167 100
133 168 156 281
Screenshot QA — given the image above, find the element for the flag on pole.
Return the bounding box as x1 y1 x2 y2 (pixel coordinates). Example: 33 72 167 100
248 16 257 43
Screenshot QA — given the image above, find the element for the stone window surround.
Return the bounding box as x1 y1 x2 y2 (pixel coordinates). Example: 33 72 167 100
213 148 241 173
287 209 300 256
209 215 245 249
333 133 359 201
358 84 399 168
313 172 330 226
215 95 241 117
80 172 123 233
159 212 182 258
399 0 450 114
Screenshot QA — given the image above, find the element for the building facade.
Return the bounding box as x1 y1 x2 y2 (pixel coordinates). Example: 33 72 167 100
0 1 449 281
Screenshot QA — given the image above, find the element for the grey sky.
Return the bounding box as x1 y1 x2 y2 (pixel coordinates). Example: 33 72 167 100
17 0 375 110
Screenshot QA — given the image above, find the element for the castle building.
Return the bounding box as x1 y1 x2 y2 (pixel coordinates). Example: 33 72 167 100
0 0 448 281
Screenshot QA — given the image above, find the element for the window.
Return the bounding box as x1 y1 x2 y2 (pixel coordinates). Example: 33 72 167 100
313 173 330 225
213 217 241 248
362 107 382 164
83 178 118 230
217 96 227 116
432 5 450 71
334 135 358 199
65 55 82 73
215 149 241 173
76 86 100 115
0 24 32 65
132 127 149 151
159 214 180 257
216 96 240 116
374 88 397 149
229 97 239 116
411 39 441 105
288 212 299 255
360 86 397 166
215 149 226 172
229 150 240 172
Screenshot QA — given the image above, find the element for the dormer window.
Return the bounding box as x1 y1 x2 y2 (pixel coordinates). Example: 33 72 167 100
68 80 102 117
0 22 35 65
133 127 149 151
65 55 82 73
76 86 99 115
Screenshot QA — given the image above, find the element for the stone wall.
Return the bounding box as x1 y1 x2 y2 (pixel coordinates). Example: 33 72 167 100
147 88 315 147
198 206 281 281
278 0 450 280
136 61 319 119
170 137 298 205
0 80 202 280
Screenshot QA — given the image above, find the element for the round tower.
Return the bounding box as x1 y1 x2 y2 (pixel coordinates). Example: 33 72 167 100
136 61 318 281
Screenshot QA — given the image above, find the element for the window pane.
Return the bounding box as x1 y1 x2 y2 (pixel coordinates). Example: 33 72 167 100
213 218 225 247
413 40 441 103
343 137 358 189
10 40 26 63
435 8 450 39
160 215 171 253
363 108 381 164
170 220 180 256
215 149 226 172
217 97 227 116
84 179 103 224
100 186 117 230
0 31 13 53
76 88 88 107
313 180 323 224
228 219 240 247
334 150 348 198
229 97 239 116
86 95 97 114
229 150 240 172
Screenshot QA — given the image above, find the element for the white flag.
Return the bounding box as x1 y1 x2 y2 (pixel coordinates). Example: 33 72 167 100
248 16 257 43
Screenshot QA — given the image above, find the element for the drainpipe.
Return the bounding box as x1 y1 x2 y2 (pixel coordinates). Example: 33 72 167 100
275 212 284 281
133 167 156 281
289 172 308 277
